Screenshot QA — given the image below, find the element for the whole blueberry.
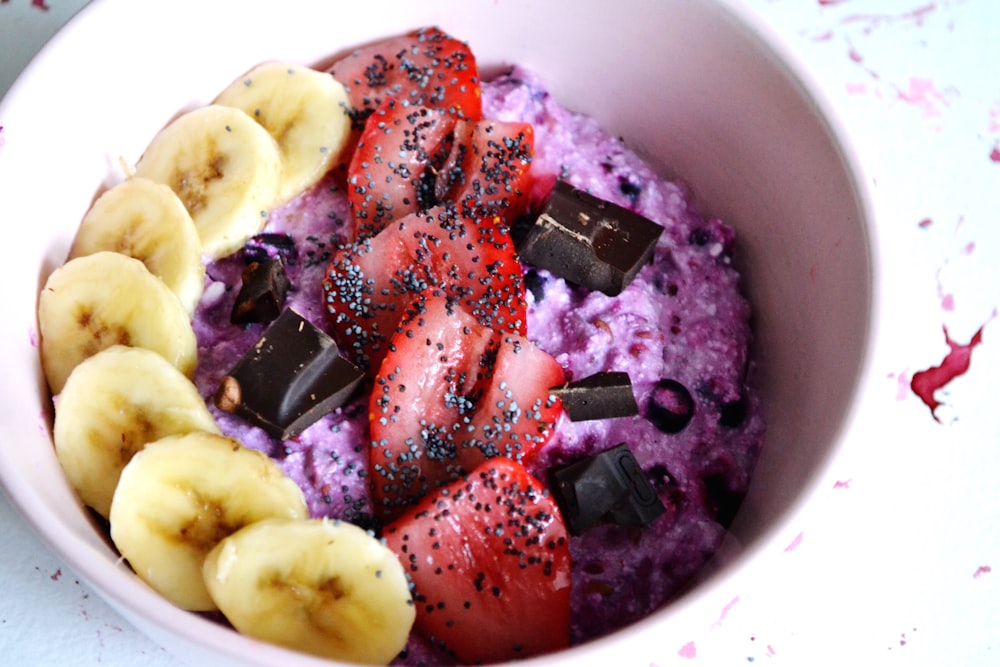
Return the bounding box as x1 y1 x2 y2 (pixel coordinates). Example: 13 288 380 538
646 378 694 434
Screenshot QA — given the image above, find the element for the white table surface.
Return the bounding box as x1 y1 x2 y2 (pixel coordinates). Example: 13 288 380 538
2 1 999 665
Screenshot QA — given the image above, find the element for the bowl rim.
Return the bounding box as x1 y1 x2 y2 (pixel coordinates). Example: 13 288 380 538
0 0 881 664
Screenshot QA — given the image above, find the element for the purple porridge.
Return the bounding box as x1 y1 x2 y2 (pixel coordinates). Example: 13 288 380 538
192 65 765 654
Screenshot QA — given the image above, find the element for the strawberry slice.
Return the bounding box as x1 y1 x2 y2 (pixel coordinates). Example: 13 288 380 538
324 204 528 374
467 328 566 457
347 106 535 247
402 202 527 335
369 291 563 520
369 293 493 514
328 26 482 132
382 457 571 664
347 100 457 240
322 221 433 374
438 119 535 225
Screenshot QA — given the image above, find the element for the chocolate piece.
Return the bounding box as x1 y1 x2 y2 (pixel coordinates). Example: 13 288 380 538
231 258 291 325
550 443 666 535
515 180 664 296
214 308 364 439
551 371 638 421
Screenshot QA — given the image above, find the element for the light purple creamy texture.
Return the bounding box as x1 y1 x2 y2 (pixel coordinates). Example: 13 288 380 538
192 66 765 656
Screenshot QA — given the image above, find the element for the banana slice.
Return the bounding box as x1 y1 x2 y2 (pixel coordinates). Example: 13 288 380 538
109 432 307 611
69 177 206 316
53 345 220 519
134 104 282 259
38 251 197 395
203 517 414 665
214 62 352 205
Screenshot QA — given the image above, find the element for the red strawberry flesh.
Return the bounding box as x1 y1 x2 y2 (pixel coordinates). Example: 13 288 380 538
327 25 483 178
369 291 563 521
328 26 482 123
347 100 457 240
383 457 571 664
324 204 528 374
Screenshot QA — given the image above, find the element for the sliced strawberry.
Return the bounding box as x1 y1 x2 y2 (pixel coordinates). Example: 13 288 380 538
322 221 433 374
324 203 528 375
467 329 566 458
382 457 571 664
347 100 457 240
369 291 563 521
438 119 536 225
369 293 494 516
328 26 483 130
402 202 527 335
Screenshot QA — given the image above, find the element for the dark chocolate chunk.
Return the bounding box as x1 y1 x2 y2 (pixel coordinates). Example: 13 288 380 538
214 308 364 439
230 258 291 325
646 378 694 434
550 371 638 422
514 180 664 296
550 443 666 535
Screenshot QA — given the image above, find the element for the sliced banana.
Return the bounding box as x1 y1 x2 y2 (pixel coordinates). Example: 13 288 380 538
203 517 415 665
69 177 206 316
109 432 308 611
53 345 220 519
214 62 352 205
134 104 282 259
38 251 197 395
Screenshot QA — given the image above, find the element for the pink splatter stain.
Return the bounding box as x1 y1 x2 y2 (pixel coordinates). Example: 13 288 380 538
888 370 911 401
842 3 937 33
784 531 804 552
678 641 697 659
833 479 852 489
712 596 740 628
0 0 50 8
911 325 985 422
973 565 992 579
989 102 1000 133
935 268 955 312
50 568 62 581
918 217 933 229
991 145 1000 163
898 77 949 119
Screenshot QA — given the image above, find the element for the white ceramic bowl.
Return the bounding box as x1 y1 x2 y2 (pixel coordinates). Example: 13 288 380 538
0 0 875 664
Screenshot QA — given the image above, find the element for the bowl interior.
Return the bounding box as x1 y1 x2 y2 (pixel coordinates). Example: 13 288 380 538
0 0 873 664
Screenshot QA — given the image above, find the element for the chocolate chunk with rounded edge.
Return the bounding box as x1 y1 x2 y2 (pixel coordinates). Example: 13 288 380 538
230 258 291 325
550 371 638 422
214 308 364 439
550 443 666 535
515 180 663 296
